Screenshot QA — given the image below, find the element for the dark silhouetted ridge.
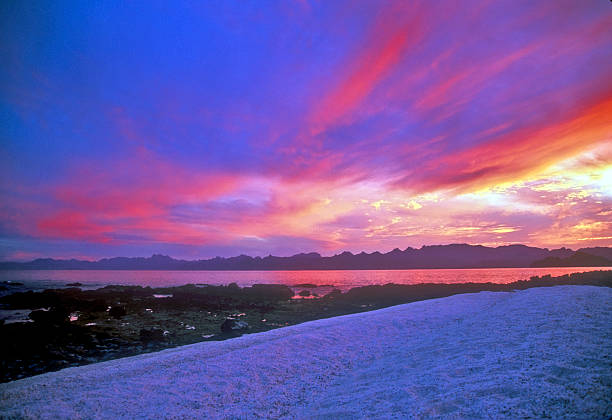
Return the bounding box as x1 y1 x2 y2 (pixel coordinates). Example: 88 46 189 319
1 244 611 270
531 251 612 267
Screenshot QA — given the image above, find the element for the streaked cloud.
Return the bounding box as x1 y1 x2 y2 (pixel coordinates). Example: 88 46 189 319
1 0 611 259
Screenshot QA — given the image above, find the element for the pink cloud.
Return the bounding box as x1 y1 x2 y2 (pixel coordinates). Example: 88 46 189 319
34 150 243 244
306 3 425 137
37 211 113 243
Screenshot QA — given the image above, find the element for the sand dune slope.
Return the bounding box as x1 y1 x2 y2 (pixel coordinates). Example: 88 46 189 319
1 285 611 419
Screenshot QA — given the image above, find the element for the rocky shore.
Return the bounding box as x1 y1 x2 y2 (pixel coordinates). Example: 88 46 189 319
1 270 610 382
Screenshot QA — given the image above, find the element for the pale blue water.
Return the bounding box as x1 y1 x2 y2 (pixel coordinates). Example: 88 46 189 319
0 267 608 294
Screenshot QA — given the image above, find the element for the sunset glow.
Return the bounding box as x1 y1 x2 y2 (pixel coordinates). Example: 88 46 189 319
1 1 611 260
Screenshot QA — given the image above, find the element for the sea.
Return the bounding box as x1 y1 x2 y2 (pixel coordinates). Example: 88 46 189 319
0 267 609 295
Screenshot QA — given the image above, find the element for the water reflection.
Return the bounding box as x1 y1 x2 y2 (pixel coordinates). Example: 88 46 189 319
0 267 608 293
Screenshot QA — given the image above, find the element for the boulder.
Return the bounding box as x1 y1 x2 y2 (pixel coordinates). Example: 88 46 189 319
324 288 342 299
220 318 249 333
108 306 127 319
139 328 165 342
29 307 69 324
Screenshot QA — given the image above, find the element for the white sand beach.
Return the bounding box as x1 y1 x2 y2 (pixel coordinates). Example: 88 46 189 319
1 285 611 419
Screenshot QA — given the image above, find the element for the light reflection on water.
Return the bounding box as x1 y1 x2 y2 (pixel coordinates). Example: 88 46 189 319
0 267 608 293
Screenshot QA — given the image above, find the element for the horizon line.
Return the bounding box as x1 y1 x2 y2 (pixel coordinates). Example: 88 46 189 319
1 242 602 264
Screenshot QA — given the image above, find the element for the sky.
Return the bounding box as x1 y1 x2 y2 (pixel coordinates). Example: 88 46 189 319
1 0 611 261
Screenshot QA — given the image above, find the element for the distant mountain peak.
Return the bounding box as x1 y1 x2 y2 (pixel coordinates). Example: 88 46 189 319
2 244 611 270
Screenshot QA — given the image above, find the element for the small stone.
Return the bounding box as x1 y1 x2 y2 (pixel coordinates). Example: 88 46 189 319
220 318 249 333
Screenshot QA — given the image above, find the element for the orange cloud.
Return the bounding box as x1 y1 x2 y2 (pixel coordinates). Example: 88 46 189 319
396 93 612 194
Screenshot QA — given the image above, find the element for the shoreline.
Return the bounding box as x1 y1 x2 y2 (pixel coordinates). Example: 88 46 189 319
3 265 610 271
1 270 611 383
2 285 611 418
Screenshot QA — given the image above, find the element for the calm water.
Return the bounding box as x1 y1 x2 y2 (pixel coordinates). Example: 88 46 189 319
0 267 608 293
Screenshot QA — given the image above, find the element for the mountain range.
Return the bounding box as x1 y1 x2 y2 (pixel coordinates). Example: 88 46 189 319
1 244 611 270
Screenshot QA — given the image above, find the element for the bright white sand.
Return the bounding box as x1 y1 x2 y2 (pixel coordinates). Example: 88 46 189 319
1 285 611 419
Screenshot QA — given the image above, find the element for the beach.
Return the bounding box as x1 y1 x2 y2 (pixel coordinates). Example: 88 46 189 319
1 285 611 419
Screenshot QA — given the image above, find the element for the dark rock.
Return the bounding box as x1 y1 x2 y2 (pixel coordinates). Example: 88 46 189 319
66 282 83 287
298 290 311 297
324 288 342 299
89 299 108 312
1 281 24 286
244 284 294 301
294 283 318 288
29 308 69 324
139 328 164 342
108 306 127 319
220 318 249 333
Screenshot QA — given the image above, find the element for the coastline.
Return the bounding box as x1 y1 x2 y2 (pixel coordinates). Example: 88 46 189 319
2 285 611 419
0 270 611 383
